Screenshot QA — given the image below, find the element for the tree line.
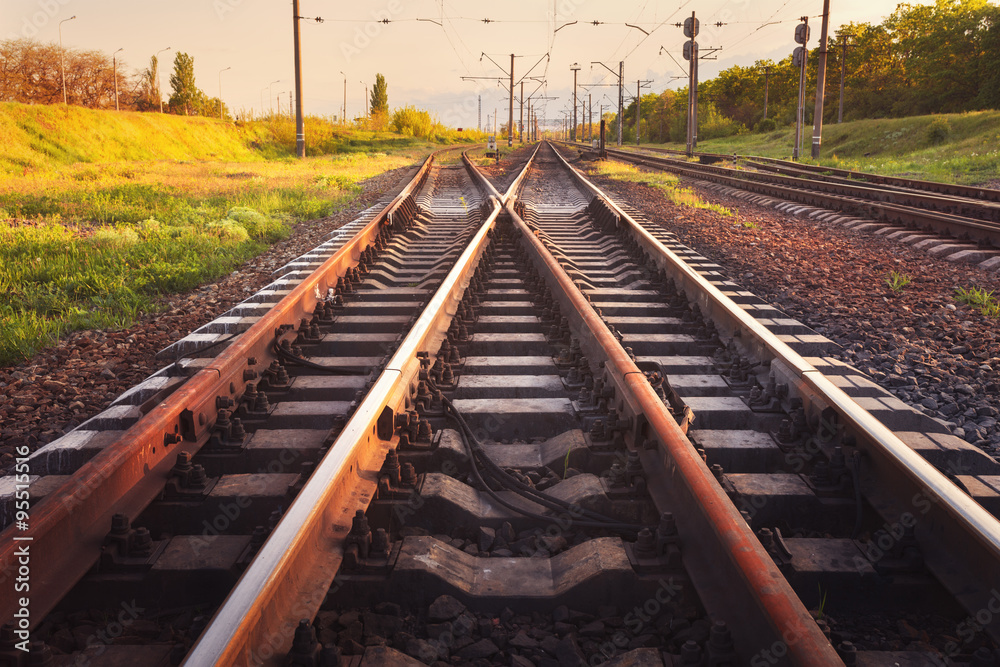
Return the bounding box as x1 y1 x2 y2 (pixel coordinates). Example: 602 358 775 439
0 38 226 117
606 0 1000 143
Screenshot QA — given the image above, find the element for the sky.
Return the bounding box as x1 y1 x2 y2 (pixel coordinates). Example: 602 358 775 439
2 0 935 129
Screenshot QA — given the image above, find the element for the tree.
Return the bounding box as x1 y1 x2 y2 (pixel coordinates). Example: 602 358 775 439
371 73 388 115
168 51 197 115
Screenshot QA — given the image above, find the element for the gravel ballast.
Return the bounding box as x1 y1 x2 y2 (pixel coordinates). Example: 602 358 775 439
580 158 1000 461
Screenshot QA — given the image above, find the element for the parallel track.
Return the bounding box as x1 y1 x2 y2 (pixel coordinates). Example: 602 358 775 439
565 141 1000 253
3 143 1000 666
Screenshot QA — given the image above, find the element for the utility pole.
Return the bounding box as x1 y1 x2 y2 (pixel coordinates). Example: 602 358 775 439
360 81 368 117
811 0 831 159
113 48 123 111
478 95 481 132
838 41 847 123
683 12 699 156
526 99 530 141
291 0 305 156
508 54 515 146
588 93 592 143
618 62 624 146
793 17 810 160
636 80 640 145
570 62 581 141
763 66 770 120
218 66 231 120
339 71 346 124
59 15 76 105
520 81 524 143
157 47 172 113
591 60 624 146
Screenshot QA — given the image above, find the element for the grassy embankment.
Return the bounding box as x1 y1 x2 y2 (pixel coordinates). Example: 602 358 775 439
640 110 1000 186
0 103 479 365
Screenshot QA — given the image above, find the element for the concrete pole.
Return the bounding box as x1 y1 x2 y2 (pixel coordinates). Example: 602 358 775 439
636 80 641 145
508 54 514 147
764 66 770 120
617 61 624 146
218 66 230 120
838 42 847 123
520 82 524 143
811 0 831 159
113 49 123 111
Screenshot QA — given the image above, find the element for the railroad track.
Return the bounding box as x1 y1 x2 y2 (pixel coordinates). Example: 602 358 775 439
3 142 1000 666
565 141 1000 264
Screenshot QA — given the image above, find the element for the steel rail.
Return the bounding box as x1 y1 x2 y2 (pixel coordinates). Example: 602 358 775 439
589 143 1000 247
0 150 444 627
744 154 1000 204
614 144 1000 203
182 152 506 666
548 141 1000 643
510 145 843 664
737 158 1000 223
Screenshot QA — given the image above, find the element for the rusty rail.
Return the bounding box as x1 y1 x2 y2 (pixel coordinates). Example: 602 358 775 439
182 152 506 665
507 144 843 664
0 149 443 628
548 140 1000 645
567 142 1000 248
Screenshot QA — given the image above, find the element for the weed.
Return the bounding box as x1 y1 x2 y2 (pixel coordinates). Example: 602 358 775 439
884 270 912 293
955 286 1000 317
816 584 828 620
592 161 733 216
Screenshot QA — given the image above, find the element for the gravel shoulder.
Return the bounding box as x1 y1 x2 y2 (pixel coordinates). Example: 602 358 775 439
578 157 1000 461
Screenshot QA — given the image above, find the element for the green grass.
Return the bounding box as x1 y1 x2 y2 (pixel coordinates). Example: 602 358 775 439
0 102 482 366
633 110 1000 186
590 160 733 216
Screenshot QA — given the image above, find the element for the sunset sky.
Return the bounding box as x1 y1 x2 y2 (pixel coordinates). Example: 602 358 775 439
2 0 933 128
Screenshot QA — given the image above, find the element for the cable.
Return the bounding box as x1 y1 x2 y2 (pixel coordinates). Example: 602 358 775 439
168 332 239 374
441 395 645 534
272 337 368 375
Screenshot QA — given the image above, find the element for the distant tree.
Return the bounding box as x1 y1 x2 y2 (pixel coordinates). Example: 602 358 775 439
168 52 198 115
137 55 160 111
371 73 388 115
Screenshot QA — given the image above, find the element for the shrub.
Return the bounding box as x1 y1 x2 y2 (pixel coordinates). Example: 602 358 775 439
88 226 139 248
926 117 950 144
207 219 250 242
391 106 434 138
224 206 286 241
756 118 777 133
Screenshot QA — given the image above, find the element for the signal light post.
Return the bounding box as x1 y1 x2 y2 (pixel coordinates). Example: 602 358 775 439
792 17 810 161
683 13 699 156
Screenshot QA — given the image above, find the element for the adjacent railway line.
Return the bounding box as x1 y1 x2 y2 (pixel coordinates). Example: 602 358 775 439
572 142 1000 264
3 142 1000 666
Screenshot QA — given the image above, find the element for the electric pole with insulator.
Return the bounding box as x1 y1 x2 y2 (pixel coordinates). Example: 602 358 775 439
838 41 848 123
570 62 581 142
291 0 305 157
811 0 831 159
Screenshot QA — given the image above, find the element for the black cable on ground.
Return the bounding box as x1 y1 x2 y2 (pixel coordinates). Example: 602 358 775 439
441 396 645 535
